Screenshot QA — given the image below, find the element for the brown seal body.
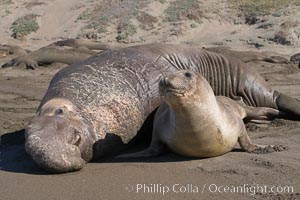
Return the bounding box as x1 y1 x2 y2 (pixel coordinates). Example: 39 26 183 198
25 44 300 173
2 47 93 69
1 39 109 69
117 70 282 158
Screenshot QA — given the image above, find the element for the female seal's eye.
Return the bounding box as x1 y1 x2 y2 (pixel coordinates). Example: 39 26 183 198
185 72 192 78
55 108 64 115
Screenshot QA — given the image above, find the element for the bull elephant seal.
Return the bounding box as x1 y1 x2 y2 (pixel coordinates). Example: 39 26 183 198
117 70 283 158
25 43 300 173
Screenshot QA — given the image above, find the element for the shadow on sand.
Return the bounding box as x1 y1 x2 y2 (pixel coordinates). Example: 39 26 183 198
0 129 48 175
0 111 198 175
0 107 248 175
1 110 253 174
0 128 200 175
0 106 253 175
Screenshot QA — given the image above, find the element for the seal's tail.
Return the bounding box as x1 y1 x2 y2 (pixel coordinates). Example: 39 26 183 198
276 92 300 119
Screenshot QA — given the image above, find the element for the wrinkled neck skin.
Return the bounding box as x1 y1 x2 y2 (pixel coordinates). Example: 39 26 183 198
25 98 97 173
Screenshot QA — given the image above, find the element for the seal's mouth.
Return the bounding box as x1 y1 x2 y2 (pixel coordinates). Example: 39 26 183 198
163 88 185 97
159 78 186 97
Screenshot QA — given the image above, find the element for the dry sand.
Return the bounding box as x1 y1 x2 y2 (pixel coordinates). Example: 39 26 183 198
1 0 300 200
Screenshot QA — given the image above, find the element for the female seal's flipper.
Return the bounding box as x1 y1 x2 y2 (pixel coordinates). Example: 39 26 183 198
218 96 282 122
243 106 282 123
115 139 164 158
238 126 286 154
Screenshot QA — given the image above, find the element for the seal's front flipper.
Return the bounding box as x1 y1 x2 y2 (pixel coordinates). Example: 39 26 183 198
238 126 286 154
2 57 38 70
115 140 164 159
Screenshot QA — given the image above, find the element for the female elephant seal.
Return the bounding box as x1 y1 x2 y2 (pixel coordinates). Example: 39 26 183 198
25 43 300 173
117 70 283 158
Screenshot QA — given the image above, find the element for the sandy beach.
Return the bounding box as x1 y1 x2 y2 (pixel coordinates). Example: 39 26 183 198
1 0 300 199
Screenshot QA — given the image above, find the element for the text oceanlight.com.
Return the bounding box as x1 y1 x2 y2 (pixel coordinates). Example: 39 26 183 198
124 183 294 196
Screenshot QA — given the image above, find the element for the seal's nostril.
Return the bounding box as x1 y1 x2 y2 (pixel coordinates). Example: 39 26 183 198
185 72 192 78
159 77 168 87
55 108 64 115
73 129 81 146
74 134 81 146
164 77 170 85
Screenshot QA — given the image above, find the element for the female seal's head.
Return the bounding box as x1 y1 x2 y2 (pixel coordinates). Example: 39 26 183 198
159 70 211 104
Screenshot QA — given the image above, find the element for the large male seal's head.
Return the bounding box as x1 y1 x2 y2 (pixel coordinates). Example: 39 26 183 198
159 70 213 105
25 98 95 173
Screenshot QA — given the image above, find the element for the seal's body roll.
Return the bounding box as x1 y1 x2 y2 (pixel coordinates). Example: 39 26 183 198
25 44 299 173
117 71 282 158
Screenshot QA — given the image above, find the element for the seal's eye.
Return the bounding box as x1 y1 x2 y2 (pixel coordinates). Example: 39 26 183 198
185 72 192 78
55 108 64 115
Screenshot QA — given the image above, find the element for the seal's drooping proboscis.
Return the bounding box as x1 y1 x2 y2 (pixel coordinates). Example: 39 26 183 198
25 44 300 173
117 70 284 159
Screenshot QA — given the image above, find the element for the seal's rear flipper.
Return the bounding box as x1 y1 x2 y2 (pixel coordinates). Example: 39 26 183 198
238 126 286 154
276 92 300 119
243 107 280 122
115 140 164 158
